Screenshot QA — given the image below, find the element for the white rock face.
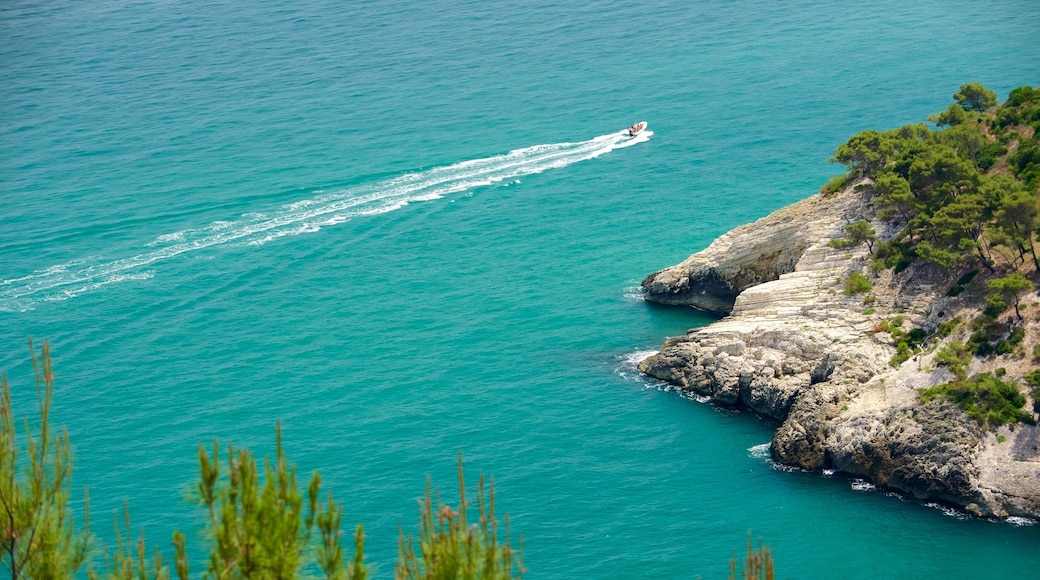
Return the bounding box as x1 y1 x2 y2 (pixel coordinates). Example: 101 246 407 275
639 184 1040 519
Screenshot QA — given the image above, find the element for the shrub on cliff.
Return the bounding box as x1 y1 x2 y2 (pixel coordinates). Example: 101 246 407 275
879 318 927 368
828 220 876 253
933 340 972 380
920 372 1035 428
844 272 872 295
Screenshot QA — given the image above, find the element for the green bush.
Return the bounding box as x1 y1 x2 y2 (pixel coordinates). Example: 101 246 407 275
977 142 1008 171
936 316 962 337
844 272 872 295
920 372 1035 428
890 342 913 367
821 174 851 195
874 241 914 273
934 341 971 379
885 319 928 368
984 294 1008 318
968 330 996 357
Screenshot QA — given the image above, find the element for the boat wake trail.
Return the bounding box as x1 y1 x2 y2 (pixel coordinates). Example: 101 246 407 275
1 129 652 311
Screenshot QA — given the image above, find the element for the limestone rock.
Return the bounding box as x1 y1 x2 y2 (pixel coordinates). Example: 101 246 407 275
641 186 866 315
639 183 1040 519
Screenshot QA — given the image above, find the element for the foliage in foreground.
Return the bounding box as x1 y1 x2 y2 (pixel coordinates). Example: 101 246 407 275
1 342 781 578
1 341 525 579
728 533 774 580
184 424 366 579
0 340 91 579
396 459 523 580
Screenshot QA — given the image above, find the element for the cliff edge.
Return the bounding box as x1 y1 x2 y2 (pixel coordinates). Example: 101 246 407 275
639 183 1040 519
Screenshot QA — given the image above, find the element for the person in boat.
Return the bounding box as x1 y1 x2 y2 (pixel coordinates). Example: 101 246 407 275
628 122 642 136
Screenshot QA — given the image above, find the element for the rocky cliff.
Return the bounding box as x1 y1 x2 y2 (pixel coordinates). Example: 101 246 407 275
639 183 1040 519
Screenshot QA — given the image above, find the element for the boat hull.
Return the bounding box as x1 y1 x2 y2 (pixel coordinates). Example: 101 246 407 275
627 121 648 136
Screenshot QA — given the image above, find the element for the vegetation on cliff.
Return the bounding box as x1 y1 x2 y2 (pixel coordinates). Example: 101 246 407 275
829 83 1040 428
830 83 1040 273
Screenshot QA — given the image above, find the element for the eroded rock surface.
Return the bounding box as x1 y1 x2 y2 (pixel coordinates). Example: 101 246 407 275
639 184 1040 519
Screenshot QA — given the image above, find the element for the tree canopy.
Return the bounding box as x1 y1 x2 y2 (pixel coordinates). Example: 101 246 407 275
830 84 1040 427
830 84 1040 275
953 83 998 113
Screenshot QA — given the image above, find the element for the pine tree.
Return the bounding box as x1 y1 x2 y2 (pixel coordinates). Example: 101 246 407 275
396 456 524 580
182 423 366 579
0 339 91 578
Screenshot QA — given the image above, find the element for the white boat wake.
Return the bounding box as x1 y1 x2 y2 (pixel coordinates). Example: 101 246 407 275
1 128 652 311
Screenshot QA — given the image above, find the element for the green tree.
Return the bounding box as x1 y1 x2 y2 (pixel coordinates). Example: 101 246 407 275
919 193 993 270
1005 86 1039 108
929 103 971 127
828 220 876 252
907 143 979 205
832 130 895 178
936 123 988 170
988 271 1032 320
184 424 366 579
915 240 961 269
874 173 919 228
992 189 1040 269
1009 138 1040 188
954 83 997 113
0 340 92 579
396 456 524 580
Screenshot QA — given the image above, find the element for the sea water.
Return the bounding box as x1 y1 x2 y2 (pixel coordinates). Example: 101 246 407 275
2 0 1039 577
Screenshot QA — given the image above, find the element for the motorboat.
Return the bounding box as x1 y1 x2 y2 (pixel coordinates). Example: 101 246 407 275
626 121 647 136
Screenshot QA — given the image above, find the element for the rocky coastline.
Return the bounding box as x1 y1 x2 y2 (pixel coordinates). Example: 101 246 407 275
638 182 1040 519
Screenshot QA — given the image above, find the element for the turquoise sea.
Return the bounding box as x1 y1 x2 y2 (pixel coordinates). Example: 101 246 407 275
3 0 1040 577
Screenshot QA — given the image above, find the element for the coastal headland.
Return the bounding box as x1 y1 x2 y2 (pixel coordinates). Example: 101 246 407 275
639 85 1040 519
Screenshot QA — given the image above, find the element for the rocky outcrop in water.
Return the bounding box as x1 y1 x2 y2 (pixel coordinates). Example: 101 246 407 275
638 183 1040 519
